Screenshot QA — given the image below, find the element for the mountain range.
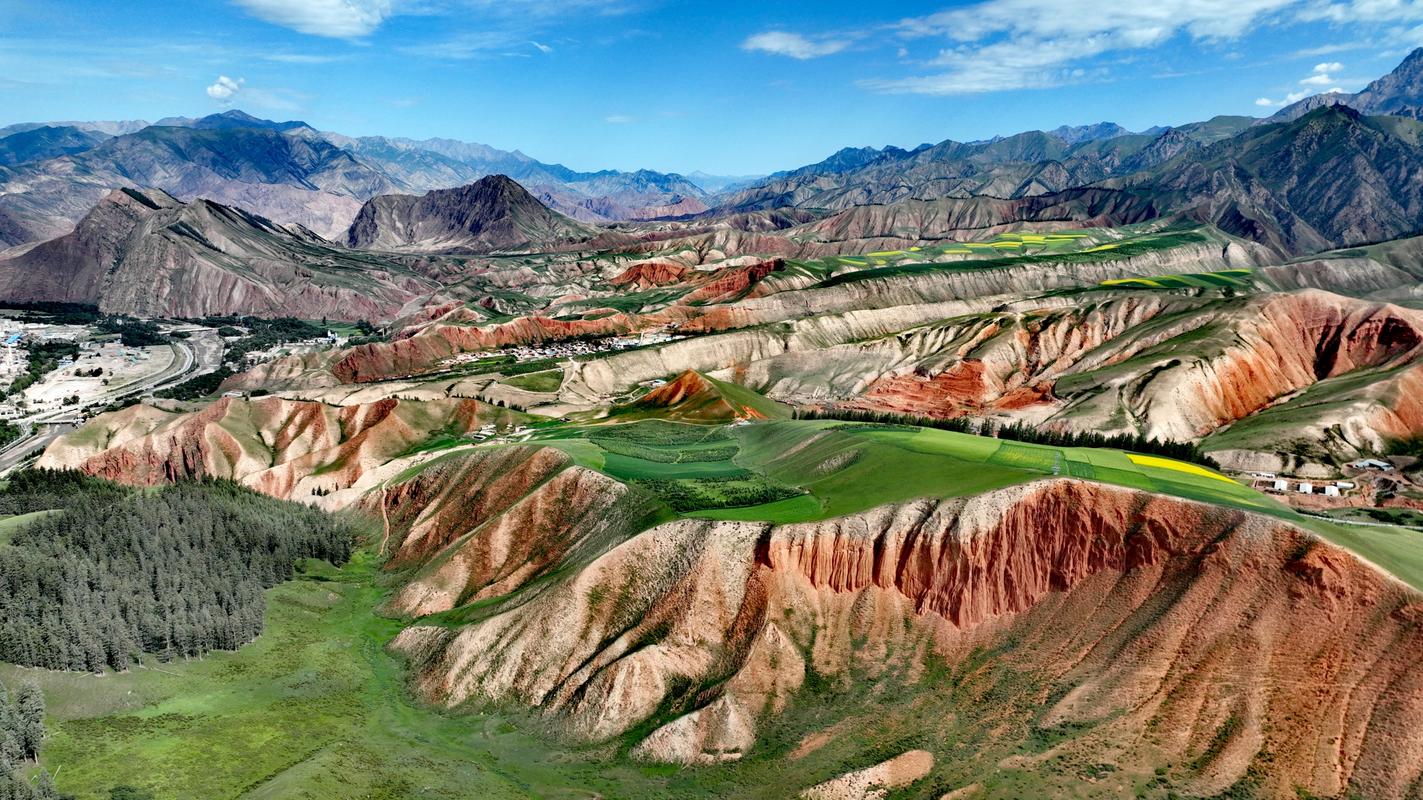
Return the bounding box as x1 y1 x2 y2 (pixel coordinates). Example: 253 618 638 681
0 109 712 249
14 39 1423 800
4 48 1423 313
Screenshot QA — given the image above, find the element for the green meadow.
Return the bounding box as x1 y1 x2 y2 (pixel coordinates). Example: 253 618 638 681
1099 268 1253 290
5 408 1422 799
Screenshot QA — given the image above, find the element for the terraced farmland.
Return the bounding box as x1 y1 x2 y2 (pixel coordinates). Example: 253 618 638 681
1100 268 1253 289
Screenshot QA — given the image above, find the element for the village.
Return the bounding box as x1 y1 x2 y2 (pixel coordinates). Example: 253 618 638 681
0 316 174 421
443 330 685 368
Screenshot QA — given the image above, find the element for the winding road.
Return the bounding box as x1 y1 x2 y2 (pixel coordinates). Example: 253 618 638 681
0 328 223 475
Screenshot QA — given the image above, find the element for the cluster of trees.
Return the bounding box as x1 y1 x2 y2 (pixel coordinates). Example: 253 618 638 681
0 679 63 800
94 317 168 348
0 302 99 326
0 421 19 450
794 407 1220 469
153 367 232 401
188 316 326 367
635 475 801 512
0 470 359 672
2 342 79 401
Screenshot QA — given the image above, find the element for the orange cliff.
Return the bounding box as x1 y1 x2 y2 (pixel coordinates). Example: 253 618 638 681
387 477 1423 797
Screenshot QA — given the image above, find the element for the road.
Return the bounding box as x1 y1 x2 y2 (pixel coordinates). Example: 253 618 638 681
0 422 70 473
0 328 222 475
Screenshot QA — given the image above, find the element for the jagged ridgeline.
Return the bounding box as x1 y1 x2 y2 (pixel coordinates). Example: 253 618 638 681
0 470 360 672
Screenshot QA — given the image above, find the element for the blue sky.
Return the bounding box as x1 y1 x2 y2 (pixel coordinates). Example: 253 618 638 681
1 0 1420 175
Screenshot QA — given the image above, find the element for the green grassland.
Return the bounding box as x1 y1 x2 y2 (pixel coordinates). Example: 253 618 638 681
500 368 564 393
524 415 1423 591
2 549 1201 800
530 418 1282 523
1098 268 1253 290
803 225 1224 290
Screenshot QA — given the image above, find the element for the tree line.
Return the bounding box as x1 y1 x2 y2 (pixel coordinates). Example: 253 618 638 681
0 678 63 800
0 470 359 673
792 407 1220 469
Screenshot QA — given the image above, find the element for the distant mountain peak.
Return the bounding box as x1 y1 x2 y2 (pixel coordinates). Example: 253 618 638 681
1267 47 1423 123
1047 122 1132 144
343 174 601 253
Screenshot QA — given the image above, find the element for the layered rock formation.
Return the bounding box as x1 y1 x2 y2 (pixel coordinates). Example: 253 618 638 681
36 394 519 507
385 476 1423 798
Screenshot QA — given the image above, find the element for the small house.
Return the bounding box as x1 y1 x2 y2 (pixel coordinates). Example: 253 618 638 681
1272 479 1289 492
1350 458 1394 471
1323 485 1341 497
1297 482 1314 494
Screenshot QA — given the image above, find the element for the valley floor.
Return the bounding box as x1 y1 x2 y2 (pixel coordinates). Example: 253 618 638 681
0 548 1253 800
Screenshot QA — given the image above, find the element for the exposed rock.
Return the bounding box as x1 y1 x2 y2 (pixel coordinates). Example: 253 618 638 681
610 261 689 288
343 174 603 253
799 750 935 800
0 188 439 318
385 477 1423 797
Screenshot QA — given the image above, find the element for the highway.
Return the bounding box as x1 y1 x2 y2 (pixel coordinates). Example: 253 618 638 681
0 328 223 475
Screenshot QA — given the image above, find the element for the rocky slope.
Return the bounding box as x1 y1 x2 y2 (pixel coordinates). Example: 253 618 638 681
0 188 440 319
0 125 107 166
34 375 1423 797
384 473 1423 798
1269 46 1423 122
35 394 524 508
0 122 392 244
343 175 604 253
1125 106 1423 254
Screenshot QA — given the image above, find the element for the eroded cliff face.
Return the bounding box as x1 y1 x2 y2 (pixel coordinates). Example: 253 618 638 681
814 290 1423 467
386 478 1423 799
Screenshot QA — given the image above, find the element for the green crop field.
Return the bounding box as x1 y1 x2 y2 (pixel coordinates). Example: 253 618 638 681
1099 268 1253 290
524 413 1423 591
808 225 1224 290
531 417 1283 523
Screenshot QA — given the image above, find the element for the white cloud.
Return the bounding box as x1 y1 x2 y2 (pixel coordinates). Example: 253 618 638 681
742 31 849 60
1299 60 1344 83
1256 60 1351 106
604 114 634 124
397 30 519 59
230 0 395 38
862 0 1301 95
205 75 244 101
531 40 553 54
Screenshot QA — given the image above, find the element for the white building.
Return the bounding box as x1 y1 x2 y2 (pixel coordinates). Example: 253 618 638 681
1297 482 1314 494
1324 485 1341 497
1350 458 1394 471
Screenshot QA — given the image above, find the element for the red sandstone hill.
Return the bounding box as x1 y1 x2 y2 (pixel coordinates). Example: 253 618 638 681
629 370 783 422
